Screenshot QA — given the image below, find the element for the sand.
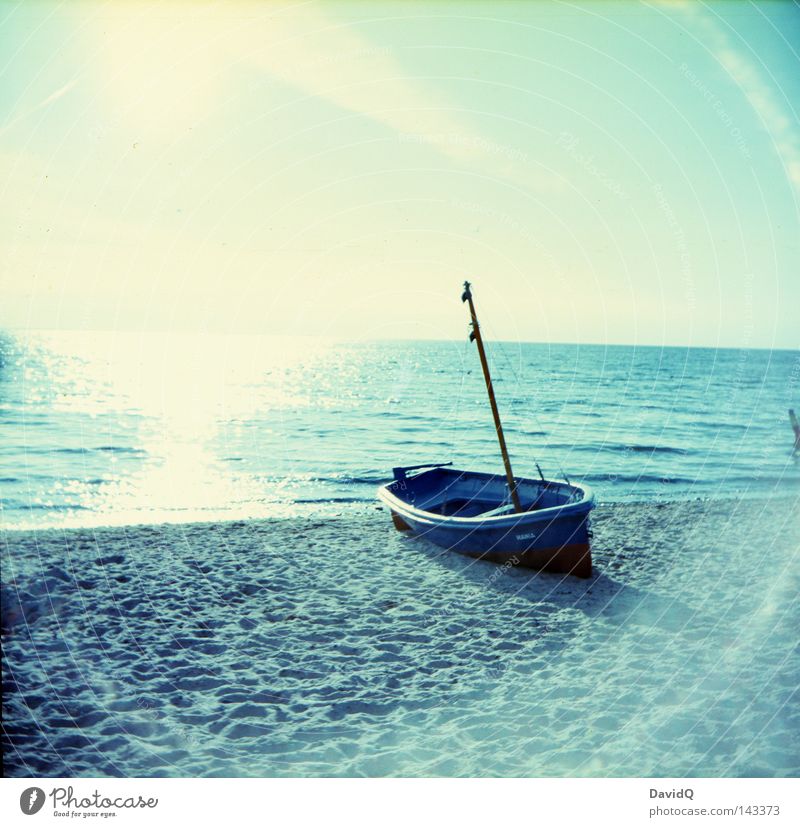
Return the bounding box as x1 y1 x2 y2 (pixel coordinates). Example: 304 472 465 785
2 496 799 777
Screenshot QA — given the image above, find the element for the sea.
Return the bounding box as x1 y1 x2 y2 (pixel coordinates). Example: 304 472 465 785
1 329 799 529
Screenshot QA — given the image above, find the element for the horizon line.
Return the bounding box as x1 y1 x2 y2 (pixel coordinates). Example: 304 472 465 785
2 326 798 353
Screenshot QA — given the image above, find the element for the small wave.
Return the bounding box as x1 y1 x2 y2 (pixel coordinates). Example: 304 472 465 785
583 473 699 485
391 413 434 422
606 444 689 455
292 496 372 504
721 473 800 486
691 421 748 433
16 446 146 456
76 445 147 456
0 416 47 426
10 502 90 512
556 442 690 456
0 475 107 487
395 439 454 448
96 446 146 455
312 474 387 485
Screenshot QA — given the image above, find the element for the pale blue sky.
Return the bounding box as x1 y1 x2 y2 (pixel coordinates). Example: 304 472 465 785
2 1 798 347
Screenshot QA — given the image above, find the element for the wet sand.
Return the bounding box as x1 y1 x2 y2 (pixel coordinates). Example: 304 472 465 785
2 496 799 777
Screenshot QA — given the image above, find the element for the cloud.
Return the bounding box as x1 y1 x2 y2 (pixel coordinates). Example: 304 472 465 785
238 5 564 192
674 3 800 195
86 1 563 193
1 78 78 137
243 11 468 146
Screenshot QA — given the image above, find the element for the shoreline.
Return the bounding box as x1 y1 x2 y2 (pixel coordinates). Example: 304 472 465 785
4 488 799 537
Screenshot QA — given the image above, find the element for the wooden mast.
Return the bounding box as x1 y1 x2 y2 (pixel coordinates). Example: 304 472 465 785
462 281 523 513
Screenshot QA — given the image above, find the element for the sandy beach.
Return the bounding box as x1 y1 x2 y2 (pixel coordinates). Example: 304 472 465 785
2 495 799 778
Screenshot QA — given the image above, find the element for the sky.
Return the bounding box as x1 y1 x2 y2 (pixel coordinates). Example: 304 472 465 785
1 0 799 348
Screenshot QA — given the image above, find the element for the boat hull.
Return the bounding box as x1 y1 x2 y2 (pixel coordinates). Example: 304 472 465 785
379 466 595 578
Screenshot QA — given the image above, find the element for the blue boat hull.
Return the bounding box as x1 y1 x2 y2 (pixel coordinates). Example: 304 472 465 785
378 466 595 577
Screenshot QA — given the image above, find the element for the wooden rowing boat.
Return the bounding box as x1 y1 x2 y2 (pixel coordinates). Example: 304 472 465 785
377 282 596 578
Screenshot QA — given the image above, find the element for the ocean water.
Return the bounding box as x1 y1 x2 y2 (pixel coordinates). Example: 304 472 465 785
1 330 799 528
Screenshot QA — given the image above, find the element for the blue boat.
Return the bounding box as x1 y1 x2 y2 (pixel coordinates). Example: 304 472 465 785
378 282 596 578
378 464 594 577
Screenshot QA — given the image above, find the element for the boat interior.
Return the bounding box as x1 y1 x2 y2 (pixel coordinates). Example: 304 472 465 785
389 466 582 518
